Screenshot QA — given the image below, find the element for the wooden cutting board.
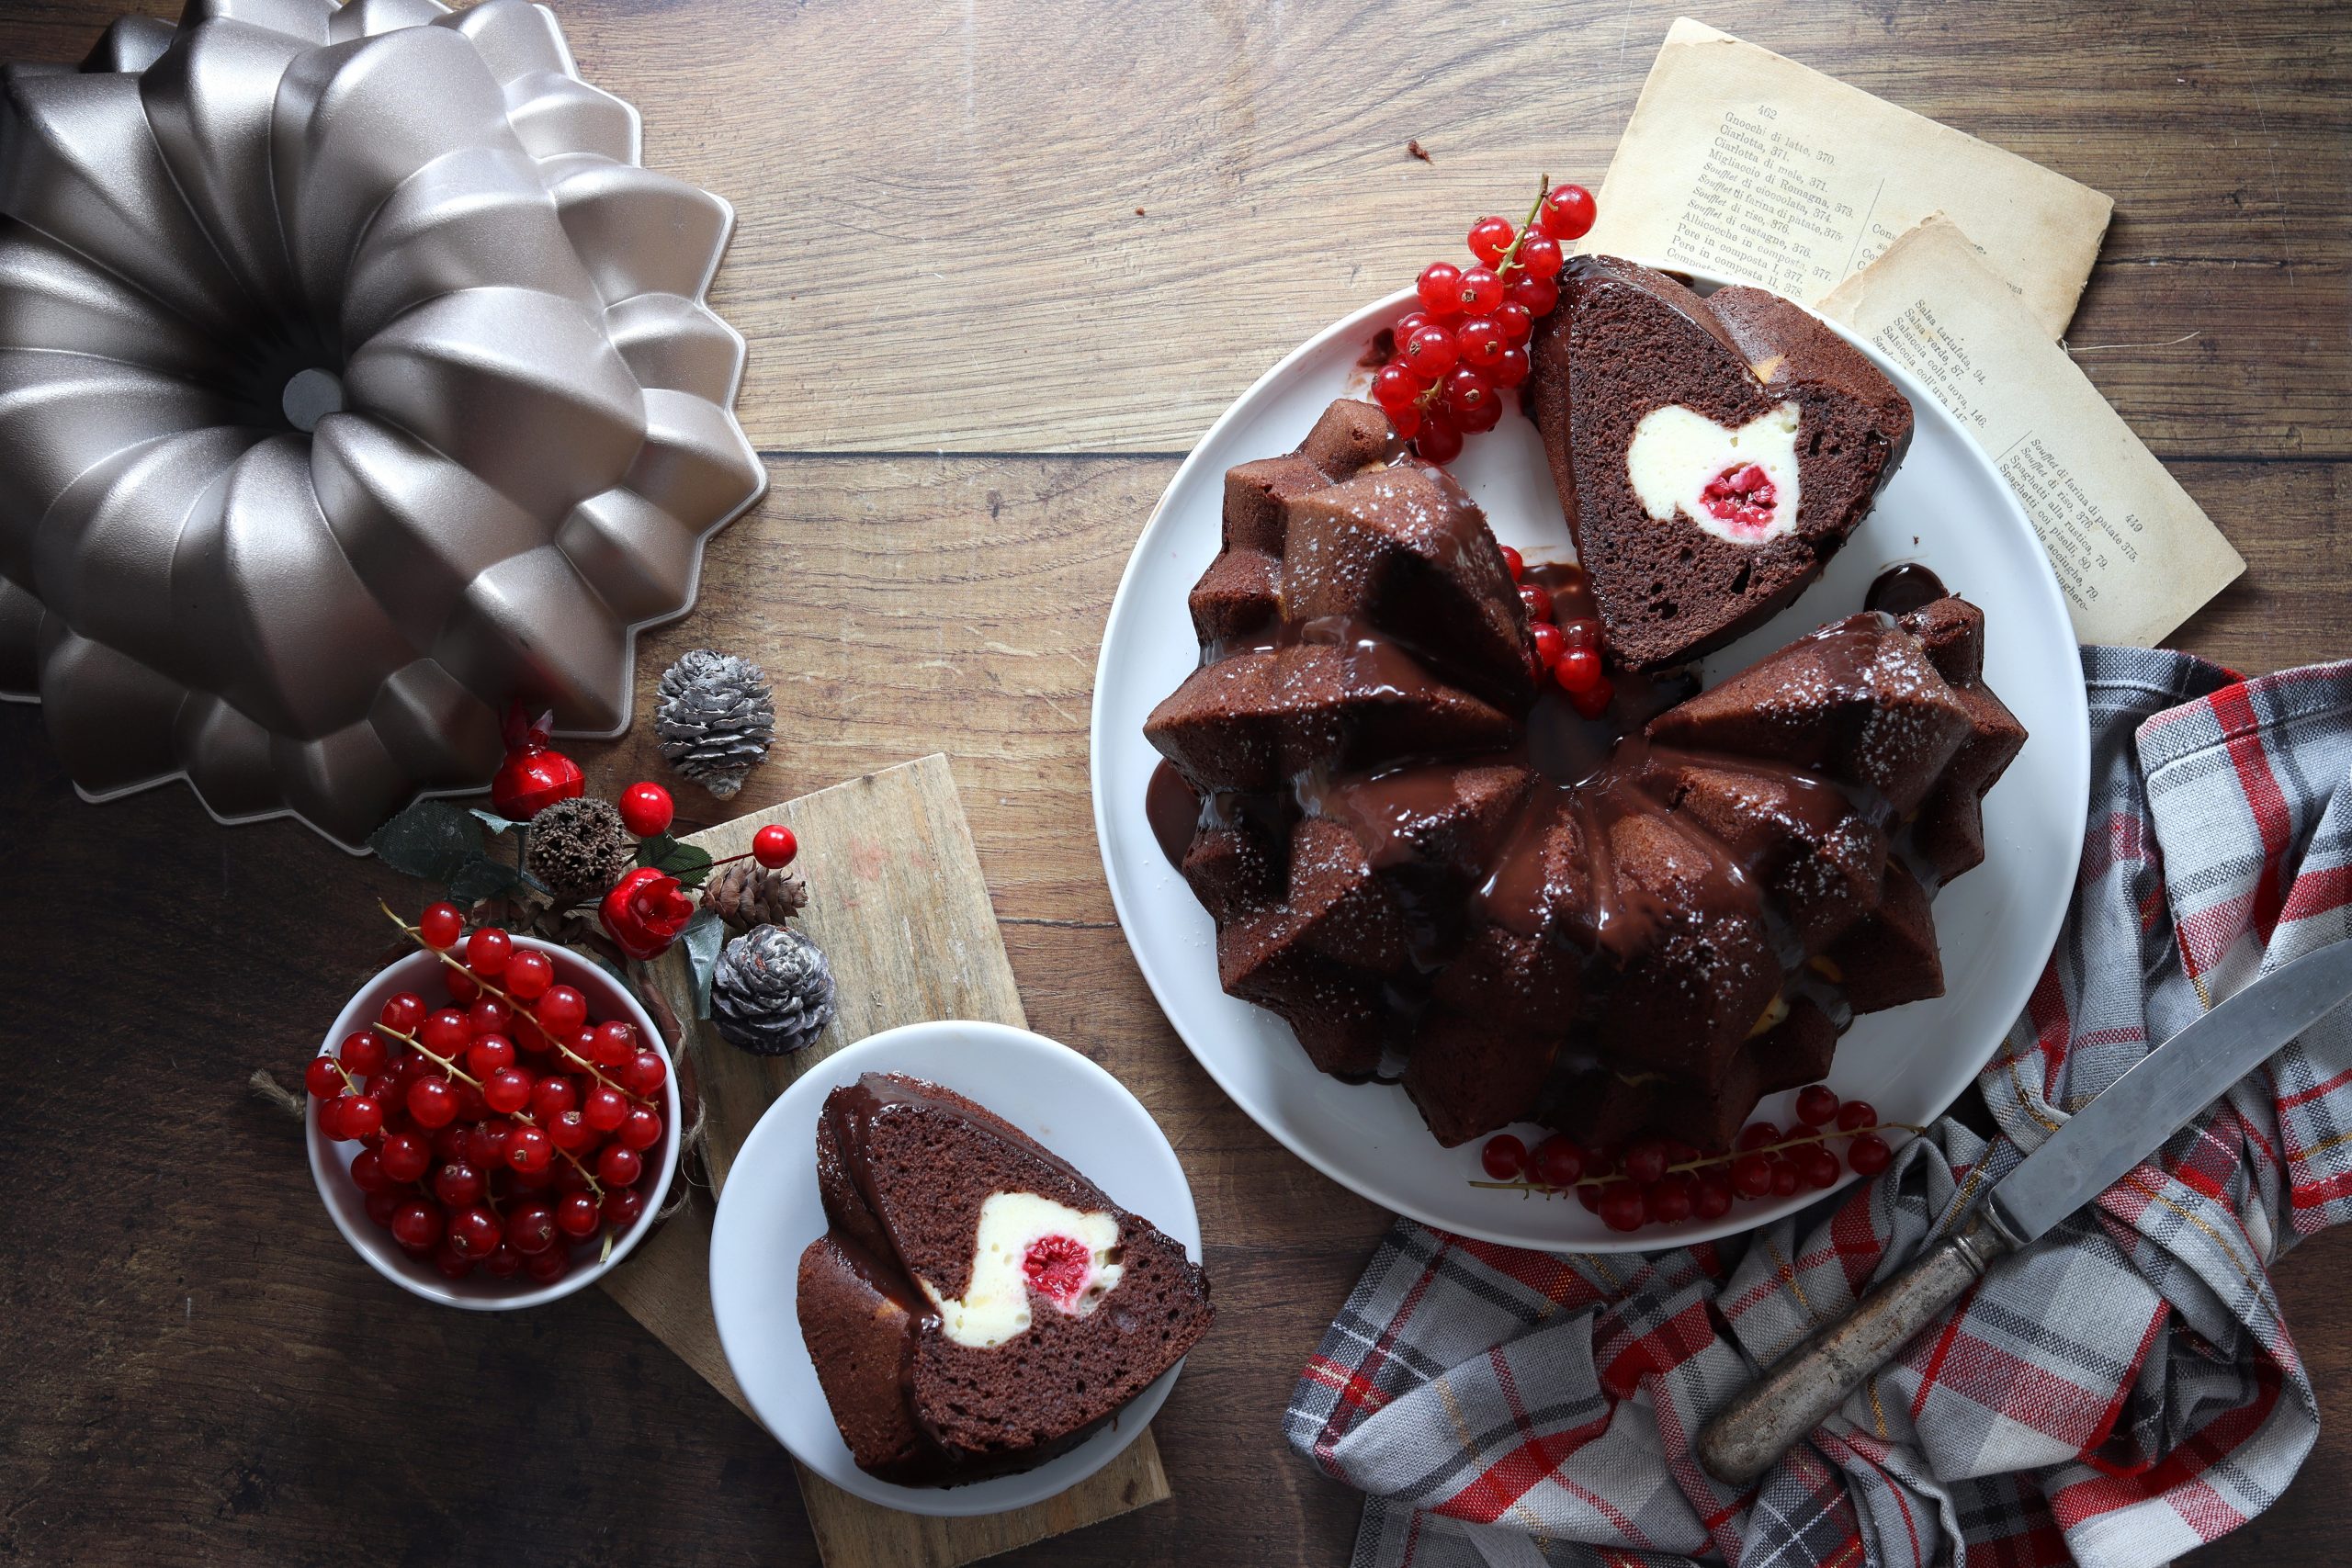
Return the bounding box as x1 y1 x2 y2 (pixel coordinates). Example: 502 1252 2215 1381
599 754 1170 1566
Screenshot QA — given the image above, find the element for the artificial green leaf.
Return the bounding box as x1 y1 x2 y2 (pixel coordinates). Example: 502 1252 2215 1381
638 833 714 889
682 906 726 1019
366 799 477 881
447 852 521 906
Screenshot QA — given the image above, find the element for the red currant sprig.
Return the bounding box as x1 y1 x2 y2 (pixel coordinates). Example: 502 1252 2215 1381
389 903 660 1111
1377 175 1595 467
1470 1083 1915 1235
1498 554 1614 717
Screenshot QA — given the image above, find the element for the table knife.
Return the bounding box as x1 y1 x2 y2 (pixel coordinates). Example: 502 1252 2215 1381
1696 939 2352 1486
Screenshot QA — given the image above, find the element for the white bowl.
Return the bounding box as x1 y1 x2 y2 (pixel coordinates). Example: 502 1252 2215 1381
306 933 682 1310
708 1021 1201 1517
1090 274 2090 1251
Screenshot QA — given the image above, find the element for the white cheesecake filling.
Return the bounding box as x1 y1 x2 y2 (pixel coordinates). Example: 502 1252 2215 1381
917 1191 1124 1349
1624 401 1803 546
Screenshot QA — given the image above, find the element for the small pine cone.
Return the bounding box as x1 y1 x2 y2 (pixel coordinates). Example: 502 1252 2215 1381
709 925 837 1056
702 860 808 931
525 796 636 903
655 649 775 801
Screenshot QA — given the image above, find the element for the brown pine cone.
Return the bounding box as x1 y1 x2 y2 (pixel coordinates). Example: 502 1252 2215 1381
701 860 808 930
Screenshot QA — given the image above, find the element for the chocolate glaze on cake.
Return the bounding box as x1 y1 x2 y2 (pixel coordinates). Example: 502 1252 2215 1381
1527 257 1914 671
1144 400 2021 1154
797 1074 1214 1486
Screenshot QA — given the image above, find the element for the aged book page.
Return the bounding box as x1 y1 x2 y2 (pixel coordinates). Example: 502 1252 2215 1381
1583 18 2113 337
1821 217 2244 647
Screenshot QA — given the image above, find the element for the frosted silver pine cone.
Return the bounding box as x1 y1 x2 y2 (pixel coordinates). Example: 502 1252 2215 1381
702 860 808 931
655 649 774 800
709 925 836 1055
525 797 635 903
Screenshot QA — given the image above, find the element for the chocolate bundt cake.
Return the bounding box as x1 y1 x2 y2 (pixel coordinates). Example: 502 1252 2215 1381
1142 397 2021 1154
797 1074 1213 1486
1527 256 1913 670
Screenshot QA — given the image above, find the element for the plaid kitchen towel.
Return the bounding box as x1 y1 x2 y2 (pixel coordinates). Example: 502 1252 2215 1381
1287 649 2352 1568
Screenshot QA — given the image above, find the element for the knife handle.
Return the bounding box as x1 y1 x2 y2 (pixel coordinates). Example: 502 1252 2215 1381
1696 1212 2018 1486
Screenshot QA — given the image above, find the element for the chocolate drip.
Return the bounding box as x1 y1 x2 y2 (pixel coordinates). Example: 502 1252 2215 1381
1865 562 1950 616
1147 759 1204 870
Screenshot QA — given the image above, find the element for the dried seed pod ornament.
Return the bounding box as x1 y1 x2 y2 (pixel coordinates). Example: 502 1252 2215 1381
655 650 774 799
523 797 636 904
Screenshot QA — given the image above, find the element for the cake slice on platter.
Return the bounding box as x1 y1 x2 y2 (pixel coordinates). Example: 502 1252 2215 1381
797 1074 1213 1486
1526 255 1914 670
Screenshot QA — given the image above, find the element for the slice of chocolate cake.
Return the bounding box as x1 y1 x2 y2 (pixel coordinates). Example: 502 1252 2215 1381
797 1074 1213 1486
1527 257 1913 669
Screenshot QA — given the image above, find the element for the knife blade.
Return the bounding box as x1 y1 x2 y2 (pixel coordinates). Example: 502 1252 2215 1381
1697 939 2352 1486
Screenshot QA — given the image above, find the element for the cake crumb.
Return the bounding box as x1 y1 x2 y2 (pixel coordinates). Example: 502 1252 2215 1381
1406 139 1430 163
1135 207 1147 216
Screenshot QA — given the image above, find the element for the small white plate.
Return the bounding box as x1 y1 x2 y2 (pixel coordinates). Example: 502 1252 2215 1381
708 1021 1202 1517
1090 272 2090 1252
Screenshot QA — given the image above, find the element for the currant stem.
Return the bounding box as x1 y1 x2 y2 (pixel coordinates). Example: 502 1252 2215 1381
1467 1122 1925 1195
1495 174 1553 279
378 902 653 1109
370 1019 605 1199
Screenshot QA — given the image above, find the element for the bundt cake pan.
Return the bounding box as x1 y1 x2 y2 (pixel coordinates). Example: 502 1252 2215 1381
0 0 766 849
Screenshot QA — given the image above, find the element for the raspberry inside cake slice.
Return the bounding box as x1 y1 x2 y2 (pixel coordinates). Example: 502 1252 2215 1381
797 1073 1213 1486
1527 255 1914 669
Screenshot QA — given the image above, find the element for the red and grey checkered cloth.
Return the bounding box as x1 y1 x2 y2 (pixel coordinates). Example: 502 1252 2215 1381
1287 649 2352 1568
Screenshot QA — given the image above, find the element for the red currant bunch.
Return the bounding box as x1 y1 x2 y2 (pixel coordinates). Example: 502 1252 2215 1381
1498 552 1614 718
1472 1083 1903 1235
1375 176 1596 466
315 909 675 1285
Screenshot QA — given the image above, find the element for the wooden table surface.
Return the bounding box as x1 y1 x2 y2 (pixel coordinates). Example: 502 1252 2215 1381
2 2 2346 1563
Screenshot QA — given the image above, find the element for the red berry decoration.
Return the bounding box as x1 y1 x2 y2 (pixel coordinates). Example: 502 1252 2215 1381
1534 183 1596 242
590 1019 637 1067
530 1076 578 1121
537 985 587 1035
1371 362 1421 413
1692 1175 1735 1220
1847 1134 1893 1176
463 926 512 979
1454 265 1504 315
340 1031 387 1077
526 1248 571 1284
1516 232 1565 279
503 949 554 1002
379 992 426 1033
554 1191 602 1239
1794 1085 1841 1127
447 1206 503 1260
1836 1100 1878 1133
417 902 464 951
1599 1185 1646 1233
506 1202 558 1257
582 1084 629 1134
407 1076 460 1130
433 1160 486 1210
390 1201 444 1254
1770 1159 1801 1197
1647 1174 1694 1224
1400 324 1458 379
1492 346 1532 389
482 1066 533 1115
1465 215 1515 265
601 1188 647 1231
752 824 799 870
1479 1134 1527 1180
1415 261 1464 316
618 780 675 838
338 1096 384 1141
617 1106 664 1152
489 704 585 822
1554 647 1603 694
305 1055 345 1100
1801 1145 1843 1190
1736 1122 1781 1151
1531 1135 1584 1188
1623 1138 1669 1185
1518 583 1554 624
1567 676 1613 720
623 1049 668 1097
1453 317 1506 372
596 1145 643 1189
1505 274 1559 318
1498 545 1525 582
380 1132 430 1183
1414 412 1464 464
1492 301 1534 346
420 1009 469 1057
599 866 696 961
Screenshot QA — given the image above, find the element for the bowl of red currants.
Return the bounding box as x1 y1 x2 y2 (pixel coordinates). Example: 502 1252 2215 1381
305 912 681 1309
